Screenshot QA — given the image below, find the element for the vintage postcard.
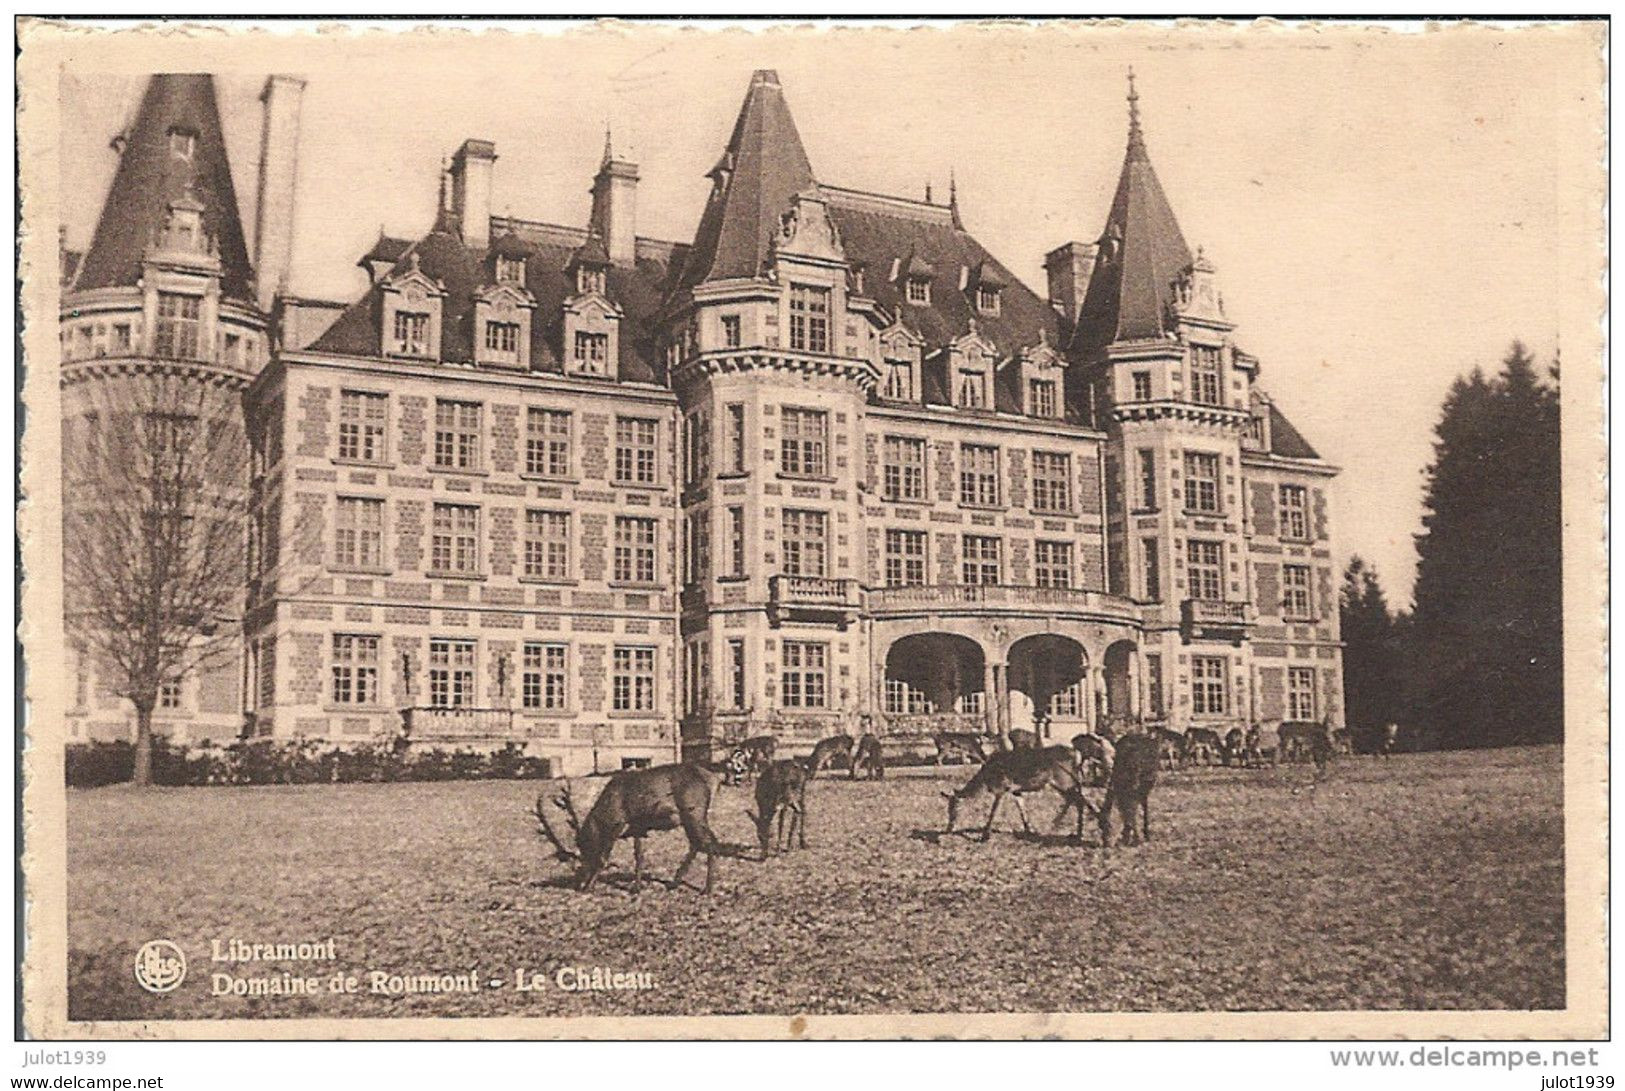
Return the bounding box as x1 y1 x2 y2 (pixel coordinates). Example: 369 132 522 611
16 17 1608 1042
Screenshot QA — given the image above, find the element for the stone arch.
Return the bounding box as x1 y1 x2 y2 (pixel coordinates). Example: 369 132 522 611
1007 633 1089 743
882 632 987 724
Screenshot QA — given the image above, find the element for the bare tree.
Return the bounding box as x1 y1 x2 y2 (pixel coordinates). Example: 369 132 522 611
63 373 249 786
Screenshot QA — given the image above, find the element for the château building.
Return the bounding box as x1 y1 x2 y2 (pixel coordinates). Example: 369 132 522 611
60 69 1343 774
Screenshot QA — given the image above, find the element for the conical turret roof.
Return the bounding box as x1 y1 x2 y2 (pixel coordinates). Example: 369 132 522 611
672 70 817 294
74 74 254 302
1070 74 1193 355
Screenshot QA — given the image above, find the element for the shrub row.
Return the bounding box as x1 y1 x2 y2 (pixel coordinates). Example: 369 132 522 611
64 737 553 788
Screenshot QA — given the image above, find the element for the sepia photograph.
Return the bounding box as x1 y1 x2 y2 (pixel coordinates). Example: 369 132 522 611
14 16 1607 1048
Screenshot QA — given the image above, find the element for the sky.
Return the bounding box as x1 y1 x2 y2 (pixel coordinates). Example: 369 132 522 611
54 23 1602 606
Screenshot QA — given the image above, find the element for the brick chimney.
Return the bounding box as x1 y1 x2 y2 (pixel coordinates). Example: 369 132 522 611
449 138 497 250
590 142 639 266
1044 241 1097 326
253 75 306 313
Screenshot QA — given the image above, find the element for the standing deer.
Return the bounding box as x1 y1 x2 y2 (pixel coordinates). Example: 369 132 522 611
1071 731 1115 786
933 731 989 765
1098 732 1159 849
942 745 1095 843
733 735 777 780
850 733 884 780
748 758 808 858
574 763 725 894
805 734 854 779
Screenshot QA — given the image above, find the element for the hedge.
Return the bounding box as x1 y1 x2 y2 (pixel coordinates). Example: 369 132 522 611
64 737 553 788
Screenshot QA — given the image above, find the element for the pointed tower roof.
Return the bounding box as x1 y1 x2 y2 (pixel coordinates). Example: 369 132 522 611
1070 71 1193 355
673 70 817 293
74 74 254 302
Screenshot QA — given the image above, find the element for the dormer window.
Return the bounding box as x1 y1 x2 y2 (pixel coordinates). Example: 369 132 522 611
497 255 525 284
906 276 931 305
957 366 988 410
168 127 195 160
976 284 1001 316
1028 378 1057 418
1132 371 1153 401
851 267 866 296
721 314 742 349
394 311 431 357
882 358 915 402
484 321 520 359
577 266 606 296
574 331 609 373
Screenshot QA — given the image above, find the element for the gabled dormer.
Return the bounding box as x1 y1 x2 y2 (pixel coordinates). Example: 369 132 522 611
472 281 535 370
379 252 445 362
563 233 621 378
946 321 997 411
1167 247 1232 334
963 260 1005 317
876 316 924 403
894 250 935 306
1014 335 1066 419
152 189 218 267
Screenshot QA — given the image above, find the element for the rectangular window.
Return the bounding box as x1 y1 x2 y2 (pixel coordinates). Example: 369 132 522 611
158 681 183 710
1187 539 1224 602
722 314 742 348
614 516 657 584
885 529 927 588
906 277 930 305
497 255 525 284
338 390 388 463
884 677 929 715
429 639 477 708
788 284 830 353
780 509 828 578
779 407 828 478
331 634 380 706
612 646 657 712
683 410 712 486
1034 540 1073 589
485 321 520 356
1028 379 1057 418
614 417 658 484
685 511 711 583
433 399 482 471
1279 484 1310 541
524 509 570 580
154 292 201 359
573 331 609 372
1283 564 1314 618
334 496 384 569
522 643 568 711
962 535 1001 585
1191 656 1227 716
1050 679 1085 719
1142 538 1161 601
1191 345 1222 406
431 503 480 575
725 403 746 473
393 311 431 356
525 408 571 478
957 367 988 409
882 359 915 401
781 641 828 709
882 436 926 501
1183 451 1221 513
1146 654 1165 718
959 444 1000 507
727 639 746 710
977 285 1001 315
1132 371 1152 401
684 641 710 716
1137 449 1158 510
111 323 132 353
727 506 745 577
1031 451 1072 513
1288 666 1318 722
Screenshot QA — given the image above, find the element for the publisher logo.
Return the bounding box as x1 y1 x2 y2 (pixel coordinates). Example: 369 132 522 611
134 940 186 994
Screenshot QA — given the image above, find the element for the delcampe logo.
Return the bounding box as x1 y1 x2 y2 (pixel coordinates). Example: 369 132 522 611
133 940 187 994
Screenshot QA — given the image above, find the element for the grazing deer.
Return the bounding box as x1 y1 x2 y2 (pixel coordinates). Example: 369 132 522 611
1244 725 1264 767
1153 727 1185 771
534 775 611 862
942 745 1094 843
1099 732 1159 848
933 731 989 765
1223 727 1245 767
574 763 725 894
850 733 884 780
748 758 808 858
805 734 854 779
1004 728 1040 750
1184 727 1224 767
733 735 777 780
1071 731 1115 786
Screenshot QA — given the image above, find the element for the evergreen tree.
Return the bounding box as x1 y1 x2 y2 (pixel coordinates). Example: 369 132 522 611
1411 342 1562 747
1339 557 1401 752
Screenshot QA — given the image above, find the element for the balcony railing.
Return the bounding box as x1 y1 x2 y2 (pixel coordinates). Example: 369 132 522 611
768 574 860 625
1181 599 1252 635
879 712 987 738
868 583 1140 621
401 706 515 741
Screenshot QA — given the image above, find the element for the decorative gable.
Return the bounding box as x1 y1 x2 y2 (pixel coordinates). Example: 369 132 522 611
771 187 845 267
561 289 622 379
472 281 535 370
379 254 446 361
948 322 998 411
1168 247 1230 330
1016 335 1066 418
877 317 924 403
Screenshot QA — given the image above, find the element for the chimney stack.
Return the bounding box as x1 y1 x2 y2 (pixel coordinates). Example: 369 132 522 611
253 75 306 314
449 139 497 251
1044 241 1097 326
590 147 639 266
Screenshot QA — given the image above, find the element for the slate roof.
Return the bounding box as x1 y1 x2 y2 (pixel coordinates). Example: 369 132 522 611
1069 104 1193 356
1267 402 1320 460
309 219 682 384
74 74 255 302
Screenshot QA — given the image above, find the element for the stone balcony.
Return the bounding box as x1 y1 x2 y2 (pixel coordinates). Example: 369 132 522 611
1181 598 1253 639
767 574 861 627
867 583 1141 624
400 706 515 741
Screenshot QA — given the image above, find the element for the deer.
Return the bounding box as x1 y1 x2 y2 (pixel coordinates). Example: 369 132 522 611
534 775 611 863
933 731 989 765
1098 732 1159 850
574 763 726 894
1003 727 1040 750
942 745 1095 843
1071 731 1115 786
805 734 854 779
747 758 808 858
732 735 777 780
850 733 884 780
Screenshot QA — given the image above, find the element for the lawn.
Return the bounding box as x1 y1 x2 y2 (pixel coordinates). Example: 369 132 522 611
63 746 1564 1021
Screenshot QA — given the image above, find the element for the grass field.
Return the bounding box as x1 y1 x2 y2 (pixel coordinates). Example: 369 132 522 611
64 745 1564 1021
